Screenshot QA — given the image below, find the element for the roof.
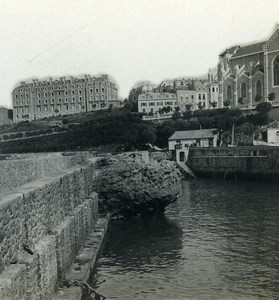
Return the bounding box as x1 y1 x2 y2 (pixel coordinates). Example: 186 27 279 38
231 41 266 59
169 129 218 140
219 45 239 57
138 92 177 101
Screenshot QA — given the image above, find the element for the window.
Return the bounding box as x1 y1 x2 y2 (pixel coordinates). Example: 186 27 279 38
38 100 41 104
79 89 82 95
191 94 194 100
90 88 93 93
212 87 215 92
65 97 68 102
44 92 47 97
273 55 279 86
101 88 104 93
96 88 99 93
72 91 75 95
241 83 247 98
149 102 155 106
51 92 54 96
256 80 262 96
65 91 68 96
141 103 147 106
51 98 54 104
216 87 218 92
227 85 232 100
79 97 82 101
44 99 48 104
209 88 211 93
101 94 104 100
203 94 206 100
198 94 201 100
72 97 75 102
58 98 61 103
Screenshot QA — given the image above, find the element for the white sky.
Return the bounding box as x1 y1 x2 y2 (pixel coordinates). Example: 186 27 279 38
0 0 279 107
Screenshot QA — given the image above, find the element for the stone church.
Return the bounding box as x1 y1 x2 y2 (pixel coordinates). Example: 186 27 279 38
218 25 279 110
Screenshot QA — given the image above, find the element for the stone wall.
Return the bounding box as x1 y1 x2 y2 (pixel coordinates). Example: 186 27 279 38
0 152 94 195
187 146 279 180
0 158 101 300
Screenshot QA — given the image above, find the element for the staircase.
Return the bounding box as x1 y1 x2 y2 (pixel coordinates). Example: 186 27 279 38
176 148 197 178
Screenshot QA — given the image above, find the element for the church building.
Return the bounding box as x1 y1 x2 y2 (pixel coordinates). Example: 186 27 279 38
218 25 279 110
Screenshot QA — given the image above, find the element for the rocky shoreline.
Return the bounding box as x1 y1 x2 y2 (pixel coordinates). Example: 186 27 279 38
93 152 182 219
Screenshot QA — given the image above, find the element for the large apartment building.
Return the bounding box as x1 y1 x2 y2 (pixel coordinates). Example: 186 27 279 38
12 74 118 123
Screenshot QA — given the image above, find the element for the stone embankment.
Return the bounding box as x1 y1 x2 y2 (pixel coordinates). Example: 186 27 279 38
0 151 181 300
187 146 279 180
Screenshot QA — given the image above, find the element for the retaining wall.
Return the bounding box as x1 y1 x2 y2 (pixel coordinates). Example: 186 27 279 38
0 158 102 300
187 146 279 180
0 152 94 195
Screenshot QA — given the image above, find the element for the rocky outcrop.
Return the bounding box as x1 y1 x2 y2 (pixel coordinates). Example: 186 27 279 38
93 153 182 218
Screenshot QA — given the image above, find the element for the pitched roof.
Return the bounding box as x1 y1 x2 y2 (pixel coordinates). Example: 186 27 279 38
169 129 218 140
219 45 239 57
231 41 266 59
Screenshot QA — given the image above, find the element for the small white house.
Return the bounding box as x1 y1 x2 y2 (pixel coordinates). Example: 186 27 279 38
168 129 218 150
267 128 279 144
169 129 218 162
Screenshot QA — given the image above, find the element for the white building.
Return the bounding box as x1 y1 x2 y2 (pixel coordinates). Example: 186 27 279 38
138 92 177 115
168 129 218 150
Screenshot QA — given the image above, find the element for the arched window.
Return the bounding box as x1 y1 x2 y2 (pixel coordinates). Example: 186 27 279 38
256 80 262 96
274 55 279 86
227 85 232 100
241 83 247 98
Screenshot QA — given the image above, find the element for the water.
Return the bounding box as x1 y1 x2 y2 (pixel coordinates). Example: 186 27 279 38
88 179 279 299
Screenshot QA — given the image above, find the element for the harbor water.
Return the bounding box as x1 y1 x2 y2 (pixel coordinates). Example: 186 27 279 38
88 179 279 299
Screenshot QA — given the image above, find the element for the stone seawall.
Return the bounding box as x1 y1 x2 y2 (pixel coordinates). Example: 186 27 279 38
0 157 105 300
187 146 279 180
0 152 94 195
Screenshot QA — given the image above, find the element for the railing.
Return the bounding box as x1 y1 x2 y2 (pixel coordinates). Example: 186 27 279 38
142 114 172 121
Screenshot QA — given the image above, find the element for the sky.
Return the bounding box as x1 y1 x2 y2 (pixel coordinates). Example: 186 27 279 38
0 0 279 107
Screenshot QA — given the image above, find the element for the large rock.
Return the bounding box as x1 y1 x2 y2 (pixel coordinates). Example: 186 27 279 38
93 153 182 218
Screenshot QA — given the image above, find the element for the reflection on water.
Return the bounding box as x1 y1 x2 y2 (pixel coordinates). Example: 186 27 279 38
88 179 279 299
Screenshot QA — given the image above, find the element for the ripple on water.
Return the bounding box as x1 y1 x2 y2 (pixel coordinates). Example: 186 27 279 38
87 179 279 300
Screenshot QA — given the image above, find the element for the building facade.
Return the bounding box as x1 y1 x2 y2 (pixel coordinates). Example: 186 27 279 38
12 74 118 123
0 107 11 125
138 92 177 115
176 79 209 111
218 25 279 110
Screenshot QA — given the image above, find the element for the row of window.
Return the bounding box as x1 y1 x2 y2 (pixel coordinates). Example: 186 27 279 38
141 101 175 106
226 80 262 100
15 94 107 106
14 88 109 99
15 81 116 93
209 87 219 93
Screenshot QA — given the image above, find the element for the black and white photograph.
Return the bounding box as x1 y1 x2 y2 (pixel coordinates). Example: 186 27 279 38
1 0 279 299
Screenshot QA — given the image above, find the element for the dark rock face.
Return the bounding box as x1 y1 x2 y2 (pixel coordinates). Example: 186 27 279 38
94 153 182 219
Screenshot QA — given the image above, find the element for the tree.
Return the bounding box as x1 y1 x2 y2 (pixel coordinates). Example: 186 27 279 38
255 94 262 102
172 110 181 121
198 101 203 110
238 97 244 105
185 104 192 111
210 101 217 108
268 92 276 101
255 102 272 115
223 100 230 107
174 106 180 112
182 110 192 121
